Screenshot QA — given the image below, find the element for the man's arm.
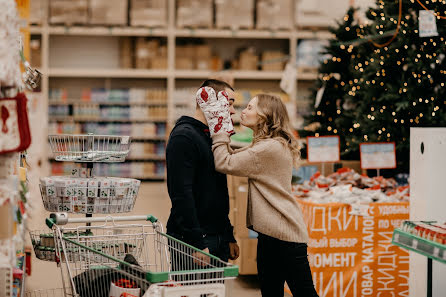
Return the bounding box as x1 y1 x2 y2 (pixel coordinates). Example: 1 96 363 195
166 135 206 250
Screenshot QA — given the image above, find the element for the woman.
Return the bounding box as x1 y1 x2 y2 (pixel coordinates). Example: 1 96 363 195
196 89 318 297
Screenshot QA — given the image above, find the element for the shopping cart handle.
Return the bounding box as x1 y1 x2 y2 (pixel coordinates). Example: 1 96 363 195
46 217 56 228
146 215 158 223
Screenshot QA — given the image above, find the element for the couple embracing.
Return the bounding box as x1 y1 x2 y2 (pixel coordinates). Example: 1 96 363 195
166 79 318 297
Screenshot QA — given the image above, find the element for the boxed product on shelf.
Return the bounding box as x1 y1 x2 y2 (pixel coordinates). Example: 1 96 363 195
215 0 254 29
89 0 128 25
261 51 286 71
49 0 89 25
195 45 212 70
134 1 167 28
238 48 258 70
176 0 213 28
256 0 293 30
30 0 45 24
130 0 167 27
176 57 195 70
134 38 167 69
119 37 133 68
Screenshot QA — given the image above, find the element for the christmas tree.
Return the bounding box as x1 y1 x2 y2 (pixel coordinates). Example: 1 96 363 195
345 0 446 171
303 7 369 160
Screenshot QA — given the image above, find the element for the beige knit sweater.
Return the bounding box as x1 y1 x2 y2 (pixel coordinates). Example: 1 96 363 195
212 133 309 243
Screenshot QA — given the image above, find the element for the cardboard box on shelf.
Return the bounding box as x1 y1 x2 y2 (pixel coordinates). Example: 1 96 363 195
130 0 167 27
119 37 133 68
49 0 89 25
176 57 194 70
216 0 254 29
261 51 286 71
135 38 160 69
239 49 258 71
89 0 128 25
210 56 224 71
30 0 45 25
177 0 213 28
195 45 212 59
196 58 211 70
257 0 293 30
176 45 195 59
232 237 258 275
151 57 168 69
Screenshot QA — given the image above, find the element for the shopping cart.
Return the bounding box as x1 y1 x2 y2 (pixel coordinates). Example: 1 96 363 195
45 213 238 297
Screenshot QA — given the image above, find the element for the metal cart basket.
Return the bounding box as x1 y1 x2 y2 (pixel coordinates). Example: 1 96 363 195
45 213 238 297
48 134 131 162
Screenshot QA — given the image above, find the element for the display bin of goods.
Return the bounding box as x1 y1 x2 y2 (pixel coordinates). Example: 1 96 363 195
293 167 409 205
392 221 446 263
48 134 131 162
40 176 141 214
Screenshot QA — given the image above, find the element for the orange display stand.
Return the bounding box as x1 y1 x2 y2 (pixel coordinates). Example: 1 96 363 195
286 200 409 297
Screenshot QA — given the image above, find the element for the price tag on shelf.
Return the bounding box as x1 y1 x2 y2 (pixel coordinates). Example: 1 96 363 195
360 142 396 169
307 136 340 163
394 233 400 242
433 247 439 257
411 239 418 249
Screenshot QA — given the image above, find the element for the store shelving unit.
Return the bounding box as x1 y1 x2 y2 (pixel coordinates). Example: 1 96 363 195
30 0 331 180
392 228 446 297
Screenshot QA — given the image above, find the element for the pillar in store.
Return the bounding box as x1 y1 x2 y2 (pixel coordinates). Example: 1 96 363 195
409 128 446 297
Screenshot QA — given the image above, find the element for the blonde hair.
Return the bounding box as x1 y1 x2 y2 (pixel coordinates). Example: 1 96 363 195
253 94 301 166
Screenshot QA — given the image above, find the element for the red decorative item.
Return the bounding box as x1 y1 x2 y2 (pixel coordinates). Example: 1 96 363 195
200 89 208 102
0 93 31 154
1 105 10 133
214 116 223 133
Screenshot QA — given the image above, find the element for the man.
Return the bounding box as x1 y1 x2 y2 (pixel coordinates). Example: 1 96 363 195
166 79 240 263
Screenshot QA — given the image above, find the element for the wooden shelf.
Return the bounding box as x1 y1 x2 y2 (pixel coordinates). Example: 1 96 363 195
49 68 169 78
49 100 167 106
30 25 168 36
175 70 284 80
31 25 332 40
49 155 165 161
48 116 167 123
132 136 166 141
127 155 165 161
175 28 292 39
